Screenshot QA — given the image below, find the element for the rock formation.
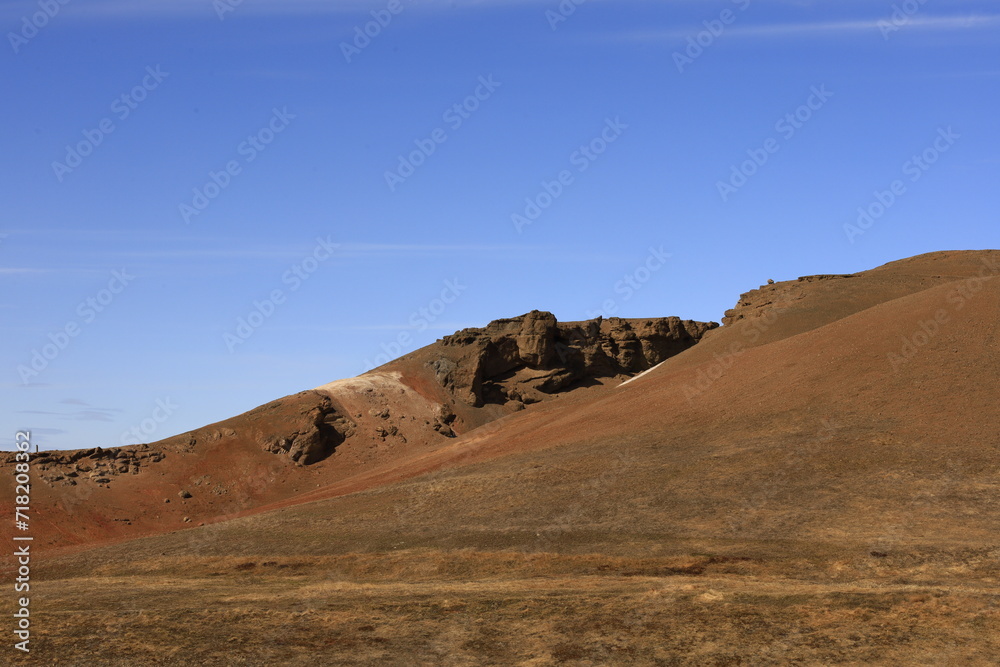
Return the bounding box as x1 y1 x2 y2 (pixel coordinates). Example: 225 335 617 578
431 311 718 407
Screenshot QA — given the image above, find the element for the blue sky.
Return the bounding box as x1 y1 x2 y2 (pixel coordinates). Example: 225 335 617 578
2 0 997 451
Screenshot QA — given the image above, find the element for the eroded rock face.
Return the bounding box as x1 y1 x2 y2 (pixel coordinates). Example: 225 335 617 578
2 445 166 488
433 311 718 407
1 392 360 489
721 274 856 326
252 394 356 465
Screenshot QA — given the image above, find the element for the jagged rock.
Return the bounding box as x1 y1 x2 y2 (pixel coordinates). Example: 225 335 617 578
435 311 717 407
722 274 859 326
258 395 354 465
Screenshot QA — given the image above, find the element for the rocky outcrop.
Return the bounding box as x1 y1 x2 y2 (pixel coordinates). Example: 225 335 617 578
431 311 717 407
248 393 356 465
0 445 167 489
722 274 856 326
3 392 360 490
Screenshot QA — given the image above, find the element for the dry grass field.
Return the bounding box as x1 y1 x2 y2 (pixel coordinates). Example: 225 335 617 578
18 545 1000 665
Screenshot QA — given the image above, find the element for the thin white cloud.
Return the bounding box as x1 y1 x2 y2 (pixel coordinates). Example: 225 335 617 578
344 243 542 253
226 68 328 82
0 242 628 274
268 322 470 332
1 0 542 21
337 244 636 263
616 13 1000 41
19 406 124 422
925 70 1000 79
16 427 67 436
0 267 103 276
84 243 544 260
107 248 310 260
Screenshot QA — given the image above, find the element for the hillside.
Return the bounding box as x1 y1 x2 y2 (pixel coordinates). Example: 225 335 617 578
6 250 999 665
0 314 716 553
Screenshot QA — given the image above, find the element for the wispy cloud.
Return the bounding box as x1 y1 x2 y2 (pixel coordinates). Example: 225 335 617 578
0 242 629 278
4 228 204 239
342 243 544 254
1 0 538 21
614 13 1000 42
0 268 49 275
19 406 123 422
226 68 329 82
73 410 122 422
20 427 68 436
924 70 1000 79
65 243 548 260
0 267 105 278
268 322 470 332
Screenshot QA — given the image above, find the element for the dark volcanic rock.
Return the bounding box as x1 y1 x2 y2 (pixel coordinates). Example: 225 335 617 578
433 311 717 407
255 394 356 465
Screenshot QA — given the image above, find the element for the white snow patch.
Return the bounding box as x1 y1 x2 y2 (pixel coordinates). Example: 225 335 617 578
617 362 664 388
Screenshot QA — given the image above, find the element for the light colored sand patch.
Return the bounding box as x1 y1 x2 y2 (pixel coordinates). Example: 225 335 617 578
313 371 406 396
314 371 442 418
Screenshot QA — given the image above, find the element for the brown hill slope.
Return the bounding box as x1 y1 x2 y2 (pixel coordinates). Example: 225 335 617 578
47 250 999 560
0 314 715 553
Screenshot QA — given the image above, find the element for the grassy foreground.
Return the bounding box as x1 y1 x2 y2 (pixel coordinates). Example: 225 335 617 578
11 549 1000 665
